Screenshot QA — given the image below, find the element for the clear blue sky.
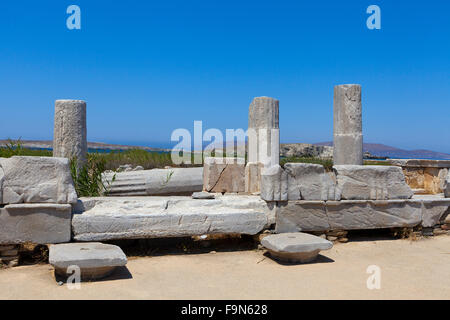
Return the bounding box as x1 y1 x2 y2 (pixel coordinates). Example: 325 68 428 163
1 0 449 152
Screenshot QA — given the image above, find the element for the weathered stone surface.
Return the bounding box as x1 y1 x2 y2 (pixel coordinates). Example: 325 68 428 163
445 171 450 198
261 232 333 263
203 157 245 193
192 191 215 199
275 201 330 233
284 163 338 201
72 195 275 241
0 156 77 204
0 204 72 244
327 200 422 230
260 165 288 201
248 97 280 168
245 162 263 194
103 167 203 196
49 242 127 280
334 165 413 200
53 100 87 166
333 84 363 165
276 199 430 232
420 198 450 227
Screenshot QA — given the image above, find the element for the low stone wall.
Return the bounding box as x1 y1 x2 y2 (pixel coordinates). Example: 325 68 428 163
275 196 450 233
389 159 450 194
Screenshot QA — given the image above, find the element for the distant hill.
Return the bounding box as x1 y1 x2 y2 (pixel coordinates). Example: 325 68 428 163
315 142 450 160
2 139 449 160
0 140 168 152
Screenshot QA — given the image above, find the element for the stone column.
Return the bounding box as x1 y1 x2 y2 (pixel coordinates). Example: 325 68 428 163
53 100 87 166
246 97 279 193
333 85 363 165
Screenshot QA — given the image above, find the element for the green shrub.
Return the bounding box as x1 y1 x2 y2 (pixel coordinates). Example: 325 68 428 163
70 155 116 197
0 138 52 158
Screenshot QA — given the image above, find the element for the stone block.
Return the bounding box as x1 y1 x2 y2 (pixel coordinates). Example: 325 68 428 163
285 163 338 200
49 242 127 280
0 204 72 244
260 165 287 201
261 232 333 263
420 198 450 227
326 200 422 230
275 201 330 232
72 195 273 241
334 165 413 200
203 157 245 193
245 162 263 194
0 156 77 204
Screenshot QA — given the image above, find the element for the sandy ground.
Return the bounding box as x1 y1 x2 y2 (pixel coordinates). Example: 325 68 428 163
0 236 449 300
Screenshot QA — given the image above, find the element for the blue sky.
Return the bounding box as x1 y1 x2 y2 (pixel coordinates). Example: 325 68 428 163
0 1 449 152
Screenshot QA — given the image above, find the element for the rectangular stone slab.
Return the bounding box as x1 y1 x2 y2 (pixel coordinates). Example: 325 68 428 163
72 196 274 241
276 201 330 233
333 165 413 200
326 200 422 230
0 204 72 244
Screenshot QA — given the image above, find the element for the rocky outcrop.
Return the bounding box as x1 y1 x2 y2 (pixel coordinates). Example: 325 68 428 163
0 156 77 205
280 143 333 159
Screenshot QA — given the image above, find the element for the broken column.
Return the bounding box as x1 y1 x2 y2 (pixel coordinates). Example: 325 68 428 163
333 85 363 165
53 100 87 166
246 97 280 193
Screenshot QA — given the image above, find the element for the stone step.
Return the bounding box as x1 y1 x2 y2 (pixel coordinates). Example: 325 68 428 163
72 195 276 241
49 242 127 281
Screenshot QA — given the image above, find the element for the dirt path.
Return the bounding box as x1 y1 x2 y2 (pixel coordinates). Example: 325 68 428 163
1 236 449 300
